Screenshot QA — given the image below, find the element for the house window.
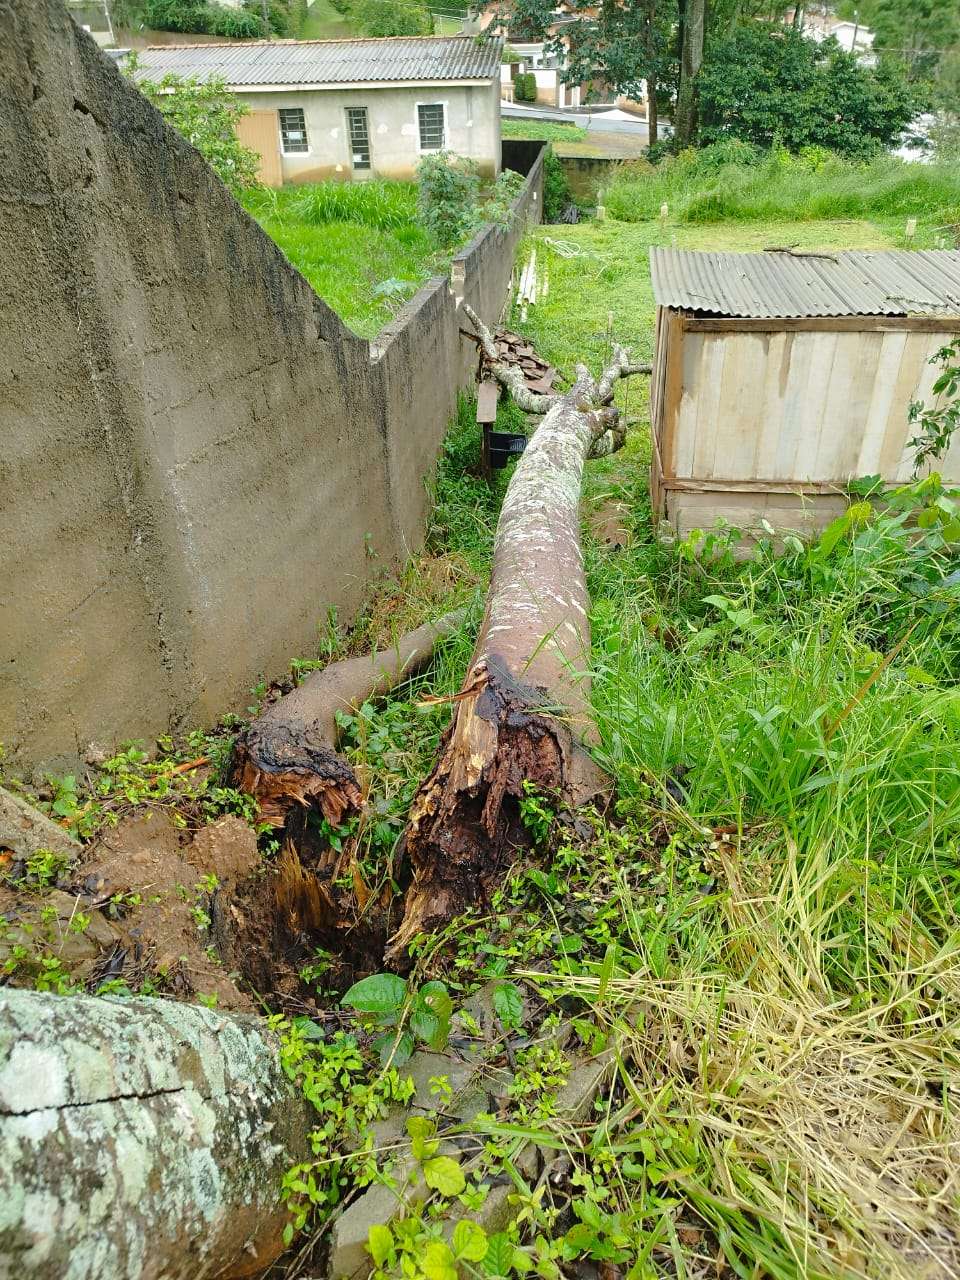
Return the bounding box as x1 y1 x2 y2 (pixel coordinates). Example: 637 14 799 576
278 107 309 155
346 106 371 170
417 103 445 152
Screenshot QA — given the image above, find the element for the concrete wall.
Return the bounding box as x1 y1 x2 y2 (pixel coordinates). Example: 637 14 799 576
0 0 542 773
237 80 502 184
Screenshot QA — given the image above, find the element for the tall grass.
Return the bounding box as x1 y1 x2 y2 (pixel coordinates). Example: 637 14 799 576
292 179 419 229
604 142 960 227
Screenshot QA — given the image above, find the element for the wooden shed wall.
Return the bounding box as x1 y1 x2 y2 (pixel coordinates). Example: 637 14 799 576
651 310 960 541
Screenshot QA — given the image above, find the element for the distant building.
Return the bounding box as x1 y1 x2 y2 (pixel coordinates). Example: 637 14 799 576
788 8 876 60
133 36 503 186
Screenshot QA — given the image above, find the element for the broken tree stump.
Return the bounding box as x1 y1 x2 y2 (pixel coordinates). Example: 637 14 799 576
233 610 467 831
0 986 311 1279
388 309 648 955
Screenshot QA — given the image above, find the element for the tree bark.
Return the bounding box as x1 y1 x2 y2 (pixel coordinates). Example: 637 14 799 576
648 74 659 145
0 986 311 1280
388 314 645 957
233 610 466 831
675 0 706 148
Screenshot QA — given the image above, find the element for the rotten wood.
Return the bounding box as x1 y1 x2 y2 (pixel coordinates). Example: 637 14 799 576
388 317 648 957
233 610 466 831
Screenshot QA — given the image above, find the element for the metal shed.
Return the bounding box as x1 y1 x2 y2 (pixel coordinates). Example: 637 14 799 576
649 247 960 542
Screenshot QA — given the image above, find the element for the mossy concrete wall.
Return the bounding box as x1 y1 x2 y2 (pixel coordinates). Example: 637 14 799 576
0 0 542 773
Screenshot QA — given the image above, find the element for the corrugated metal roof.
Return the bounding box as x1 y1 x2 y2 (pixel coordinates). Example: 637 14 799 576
649 247 960 318
132 35 502 87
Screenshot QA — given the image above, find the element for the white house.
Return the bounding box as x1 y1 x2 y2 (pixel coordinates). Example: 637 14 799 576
134 36 504 186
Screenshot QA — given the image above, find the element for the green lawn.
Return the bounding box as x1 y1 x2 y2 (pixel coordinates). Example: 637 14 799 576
501 118 589 144
300 0 357 39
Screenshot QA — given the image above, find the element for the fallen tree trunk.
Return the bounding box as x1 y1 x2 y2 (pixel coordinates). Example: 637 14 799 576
0 986 311 1280
389 312 646 955
233 609 466 831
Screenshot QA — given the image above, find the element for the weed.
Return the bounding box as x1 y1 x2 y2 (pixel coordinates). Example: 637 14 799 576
341 972 454 1066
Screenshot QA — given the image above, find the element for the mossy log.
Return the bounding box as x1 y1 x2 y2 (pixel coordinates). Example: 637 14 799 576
388 312 646 956
0 987 311 1280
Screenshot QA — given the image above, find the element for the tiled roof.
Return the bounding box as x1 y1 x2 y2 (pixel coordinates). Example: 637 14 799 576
132 35 503 87
650 247 960 318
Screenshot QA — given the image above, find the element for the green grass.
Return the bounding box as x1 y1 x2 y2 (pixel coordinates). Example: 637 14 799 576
331 208 960 1276
502 119 589 144
240 183 443 337
497 210 960 1276
300 0 358 40
604 141 960 239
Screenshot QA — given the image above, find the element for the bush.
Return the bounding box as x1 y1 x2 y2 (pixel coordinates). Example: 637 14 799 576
352 0 432 36
243 0 307 36
541 144 572 221
514 72 537 102
128 63 262 193
417 152 482 246
698 25 917 159
144 0 266 35
209 6 265 37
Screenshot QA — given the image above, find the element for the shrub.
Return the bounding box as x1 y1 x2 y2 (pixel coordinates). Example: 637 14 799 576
243 0 307 36
541 144 572 221
352 0 432 36
144 0 267 35
514 72 538 102
127 63 262 193
417 152 482 246
209 6 265 37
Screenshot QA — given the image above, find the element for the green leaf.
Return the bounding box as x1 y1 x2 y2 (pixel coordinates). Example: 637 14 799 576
453 1219 489 1261
420 979 453 1020
341 972 407 1015
423 1155 466 1197
482 1233 516 1277
367 1223 393 1266
373 1029 414 1066
406 1114 439 1162
422 1241 458 1280
816 513 850 556
282 1221 294 1246
492 981 523 1030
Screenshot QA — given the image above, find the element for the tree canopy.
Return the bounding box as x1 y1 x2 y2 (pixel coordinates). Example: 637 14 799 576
698 25 917 156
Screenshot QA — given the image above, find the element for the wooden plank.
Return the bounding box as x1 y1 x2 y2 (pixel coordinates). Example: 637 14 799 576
894 331 951 480
754 330 789 478
682 315 960 335
476 379 499 424
879 330 940 478
658 311 687 488
664 477 847 494
714 333 767 480
856 330 909 475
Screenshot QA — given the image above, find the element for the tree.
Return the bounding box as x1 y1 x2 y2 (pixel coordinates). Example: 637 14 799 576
697 25 916 156
352 0 433 36
675 0 706 148
870 0 960 80
127 62 262 193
